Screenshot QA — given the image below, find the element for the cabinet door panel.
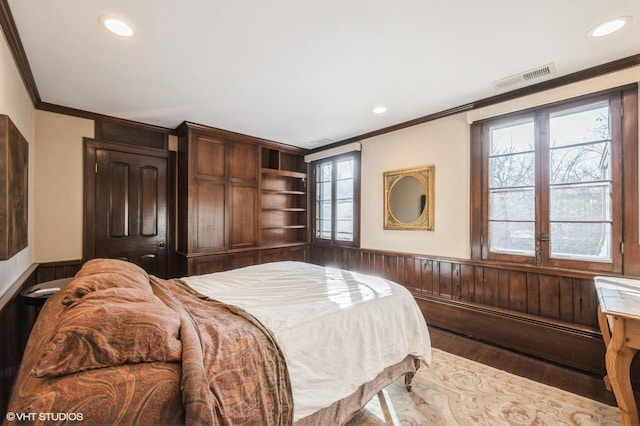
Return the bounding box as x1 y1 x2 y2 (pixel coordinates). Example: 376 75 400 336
196 181 226 251
231 185 256 248
196 136 225 178
229 141 257 182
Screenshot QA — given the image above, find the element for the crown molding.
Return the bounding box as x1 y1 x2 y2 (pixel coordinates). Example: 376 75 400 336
0 0 40 106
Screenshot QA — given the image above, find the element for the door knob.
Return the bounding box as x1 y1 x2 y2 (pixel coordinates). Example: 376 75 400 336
158 241 166 248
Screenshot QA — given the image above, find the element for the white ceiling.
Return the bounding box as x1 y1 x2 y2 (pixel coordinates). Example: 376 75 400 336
7 0 640 148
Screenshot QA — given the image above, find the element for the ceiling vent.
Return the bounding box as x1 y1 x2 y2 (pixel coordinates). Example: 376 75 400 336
492 63 556 90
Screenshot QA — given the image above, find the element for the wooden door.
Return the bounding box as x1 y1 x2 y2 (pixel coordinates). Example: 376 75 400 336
85 140 168 277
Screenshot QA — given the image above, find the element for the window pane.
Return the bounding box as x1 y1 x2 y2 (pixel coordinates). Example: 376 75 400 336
337 158 354 179
319 162 332 181
489 152 535 188
337 178 353 199
489 188 534 221
336 213 353 241
317 182 332 201
550 102 610 147
316 219 332 239
336 199 353 220
491 121 535 155
316 159 332 239
336 199 353 241
550 142 610 184
489 221 535 255
336 219 353 241
315 205 332 238
319 201 332 219
550 222 611 261
550 183 611 221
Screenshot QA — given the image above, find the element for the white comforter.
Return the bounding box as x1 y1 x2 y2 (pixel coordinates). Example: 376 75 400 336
181 261 431 421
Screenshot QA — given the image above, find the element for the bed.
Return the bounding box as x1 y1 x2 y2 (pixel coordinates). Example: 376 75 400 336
7 259 431 425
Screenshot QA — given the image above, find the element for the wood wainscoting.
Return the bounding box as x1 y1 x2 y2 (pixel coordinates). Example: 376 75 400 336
0 264 37 419
0 259 82 418
34 259 83 283
309 244 624 377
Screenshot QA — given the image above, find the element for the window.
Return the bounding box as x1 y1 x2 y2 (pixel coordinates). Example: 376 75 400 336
472 87 638 273
311 152 360 245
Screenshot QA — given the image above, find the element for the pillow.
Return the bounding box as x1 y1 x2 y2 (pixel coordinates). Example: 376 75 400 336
63 259 152 305
33 287 182 378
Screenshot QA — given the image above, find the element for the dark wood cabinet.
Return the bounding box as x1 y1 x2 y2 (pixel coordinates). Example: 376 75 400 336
176 122 308 276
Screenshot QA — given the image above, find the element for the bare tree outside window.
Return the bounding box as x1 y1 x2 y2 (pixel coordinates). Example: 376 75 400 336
549 102 611 261
489 120 536 255
487 100 614 264
473 87 636 274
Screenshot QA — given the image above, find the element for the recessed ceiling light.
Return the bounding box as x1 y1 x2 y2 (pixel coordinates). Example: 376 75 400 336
588 16 632 38
372 106 387 114
99 16 134 37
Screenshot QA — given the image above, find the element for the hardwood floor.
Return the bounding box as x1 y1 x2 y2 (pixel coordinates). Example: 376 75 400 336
428 325 622 407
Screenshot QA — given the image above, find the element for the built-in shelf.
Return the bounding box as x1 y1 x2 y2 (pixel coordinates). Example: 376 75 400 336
261 207 306 212
260 146 308 247
261 147 306 174
262 225 306 230
261 189 306 195
261 168 307 179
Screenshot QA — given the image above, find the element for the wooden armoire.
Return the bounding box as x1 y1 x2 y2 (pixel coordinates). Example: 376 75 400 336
176 122 308 276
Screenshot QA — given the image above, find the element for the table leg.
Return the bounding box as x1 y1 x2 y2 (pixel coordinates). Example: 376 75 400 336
597 307 613 391
607 317 639 426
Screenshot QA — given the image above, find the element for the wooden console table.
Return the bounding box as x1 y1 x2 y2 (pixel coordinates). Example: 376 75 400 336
595 276 640 426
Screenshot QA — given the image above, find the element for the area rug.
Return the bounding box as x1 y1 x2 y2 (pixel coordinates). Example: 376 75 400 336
346 348 620 425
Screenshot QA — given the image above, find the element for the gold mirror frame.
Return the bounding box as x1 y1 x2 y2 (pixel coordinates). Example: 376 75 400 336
384 165 435 230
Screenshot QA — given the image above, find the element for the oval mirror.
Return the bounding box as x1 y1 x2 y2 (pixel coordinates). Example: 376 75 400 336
388 176 425 223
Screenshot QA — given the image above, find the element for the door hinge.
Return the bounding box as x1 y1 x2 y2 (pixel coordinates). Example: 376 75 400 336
95 162 98 174
620 241 625 254
480 235 484 245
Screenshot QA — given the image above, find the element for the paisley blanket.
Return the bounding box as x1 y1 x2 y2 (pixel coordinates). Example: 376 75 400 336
7 259 293 425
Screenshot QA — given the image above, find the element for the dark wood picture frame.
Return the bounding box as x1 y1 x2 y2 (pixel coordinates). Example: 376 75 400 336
0 114 28 260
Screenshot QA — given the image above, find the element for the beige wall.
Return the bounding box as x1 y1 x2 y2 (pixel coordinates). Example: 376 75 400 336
0 34 36 297
360 113 471 259
34 111 94 262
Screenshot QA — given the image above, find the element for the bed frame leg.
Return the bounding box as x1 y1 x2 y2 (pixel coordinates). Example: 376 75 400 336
404 358 421 392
